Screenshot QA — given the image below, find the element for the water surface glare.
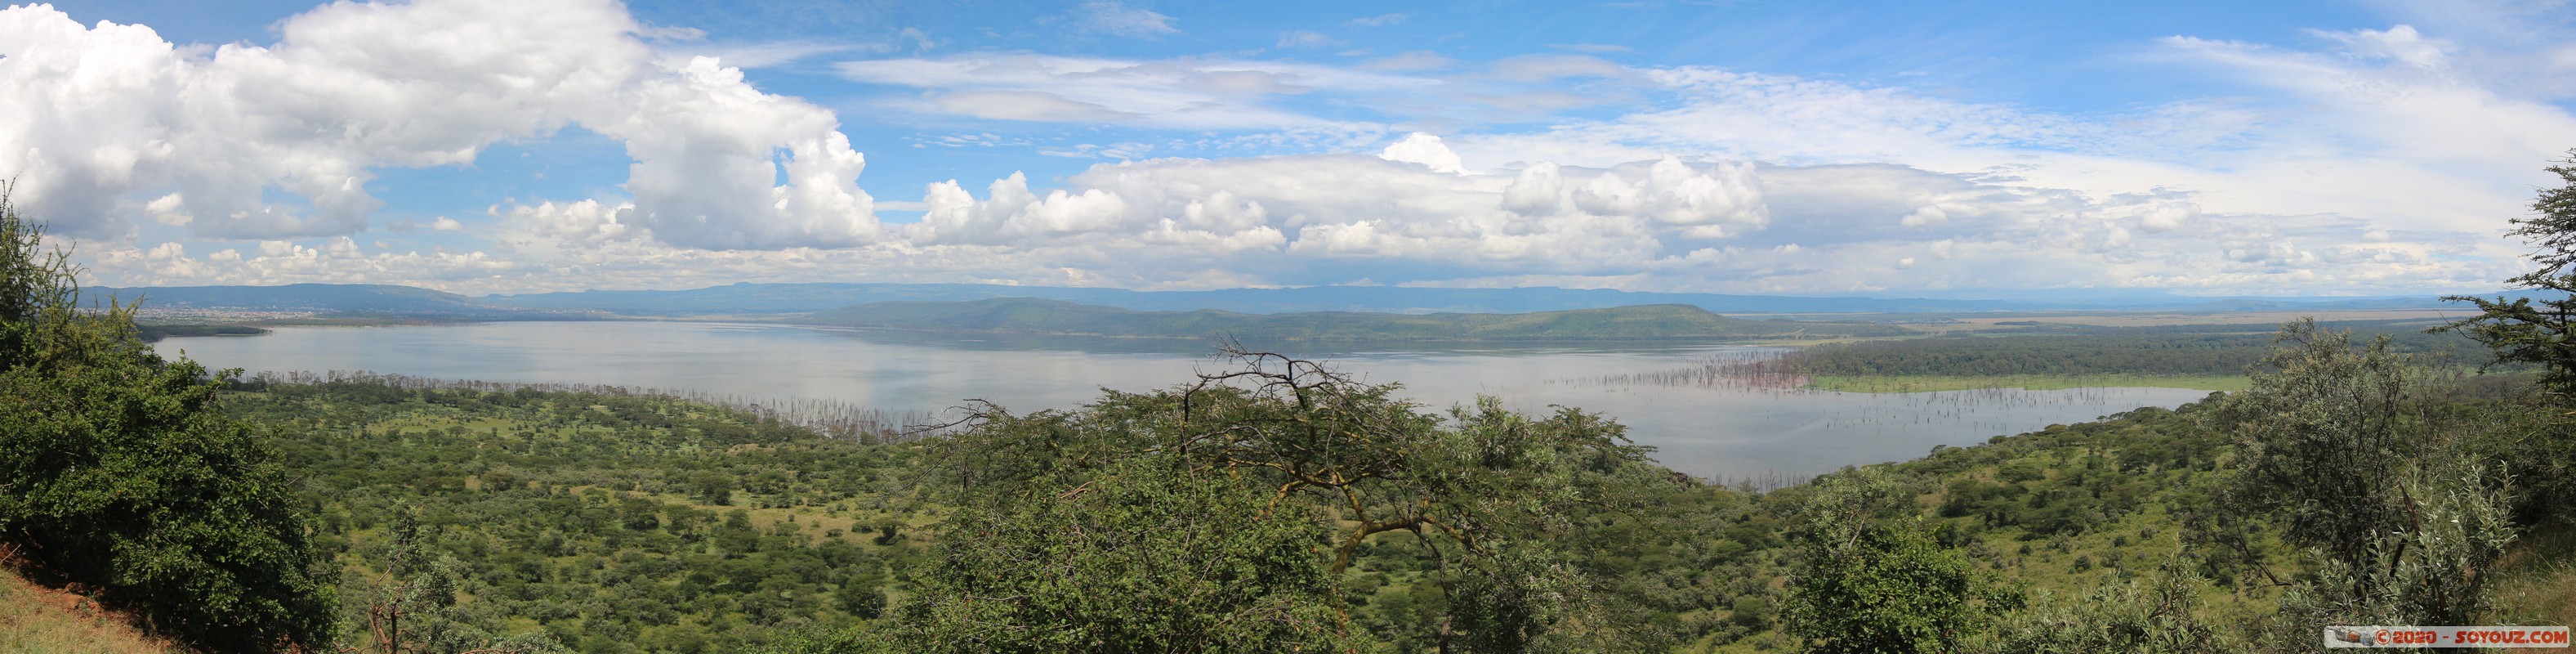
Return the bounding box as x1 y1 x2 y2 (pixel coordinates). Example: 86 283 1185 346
158 321 2214 480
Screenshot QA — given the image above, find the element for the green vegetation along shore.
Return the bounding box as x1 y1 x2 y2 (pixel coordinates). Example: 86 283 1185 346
1801 373 2252 392
133 321 270 342
1752 318 2500 392
136 316 504 343
795 297 1910 341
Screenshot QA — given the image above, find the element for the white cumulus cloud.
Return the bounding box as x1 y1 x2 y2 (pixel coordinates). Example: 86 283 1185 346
1378 133 1468 174
1567 157 1769 236
0 0 882 249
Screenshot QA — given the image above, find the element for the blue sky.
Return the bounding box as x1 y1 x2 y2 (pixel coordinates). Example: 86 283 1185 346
10 0 2576 296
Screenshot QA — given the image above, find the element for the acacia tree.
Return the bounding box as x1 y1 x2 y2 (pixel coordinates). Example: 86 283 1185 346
877 347 1671 652
1975 564 2238 654
1779 468 2011 654
2437 150 2576 526
2213 320 2430 571
887 457 1359 653
2441 150 2576 392
355 505 471 654
0 188 335 651
2208 320 2516 634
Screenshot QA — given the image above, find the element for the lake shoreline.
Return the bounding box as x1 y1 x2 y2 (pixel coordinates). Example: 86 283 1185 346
154 320 2213 480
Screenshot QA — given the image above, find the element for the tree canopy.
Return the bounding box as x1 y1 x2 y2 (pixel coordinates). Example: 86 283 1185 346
0 189 335 651
2442 150 2576 392
850 347 1681 652
1780 469 2014 654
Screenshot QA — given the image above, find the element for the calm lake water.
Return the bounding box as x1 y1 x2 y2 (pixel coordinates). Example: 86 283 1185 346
157 321 2212 481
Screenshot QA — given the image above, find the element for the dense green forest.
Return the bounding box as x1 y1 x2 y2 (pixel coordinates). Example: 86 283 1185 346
797 297 1909 341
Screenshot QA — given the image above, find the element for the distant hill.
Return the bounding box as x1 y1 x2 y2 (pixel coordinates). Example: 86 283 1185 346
95 284 569 320
488 281 2477 316
484 281 2031 316
795 298 1912 341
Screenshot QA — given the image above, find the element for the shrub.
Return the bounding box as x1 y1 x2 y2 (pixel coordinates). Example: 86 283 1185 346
0 189 334 651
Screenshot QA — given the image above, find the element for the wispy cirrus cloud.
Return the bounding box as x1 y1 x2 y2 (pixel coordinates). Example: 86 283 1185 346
1069 1 1177 38
1344 13 1408 28
833 52 1650 132
1548 43 1634 54
835 54 1421 129
1276 30 1336 49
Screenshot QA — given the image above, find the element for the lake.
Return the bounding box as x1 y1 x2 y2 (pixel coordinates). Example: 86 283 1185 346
155 321 2213 481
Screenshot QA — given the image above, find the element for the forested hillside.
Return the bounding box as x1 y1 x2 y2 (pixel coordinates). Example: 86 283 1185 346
199 374 2117 652
224 379 923 652
132 336 2563 653
16 316 2574 652
0 193 336 652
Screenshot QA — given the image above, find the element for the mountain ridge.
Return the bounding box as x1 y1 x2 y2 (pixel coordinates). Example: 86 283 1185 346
96 283 565 320
793 297 1912 341
484 281 2481 316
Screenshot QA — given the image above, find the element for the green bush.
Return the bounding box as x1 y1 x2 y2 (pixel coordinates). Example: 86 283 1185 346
875 457 1358 653
0 190 334 651
1781 470 2016 654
